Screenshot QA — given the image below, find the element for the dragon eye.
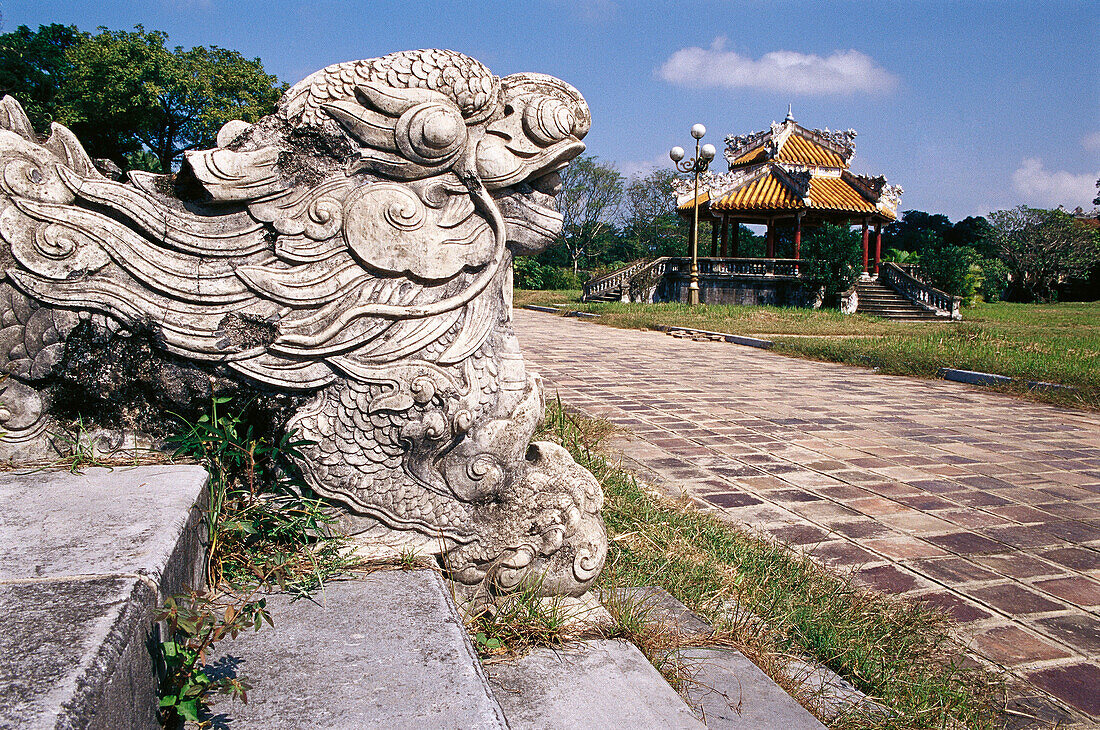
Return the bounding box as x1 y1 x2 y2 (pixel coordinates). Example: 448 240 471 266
522 97 576 146
395 101 467 165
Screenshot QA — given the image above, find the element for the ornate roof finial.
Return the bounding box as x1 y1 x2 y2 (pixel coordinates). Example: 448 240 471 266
785 103 794 123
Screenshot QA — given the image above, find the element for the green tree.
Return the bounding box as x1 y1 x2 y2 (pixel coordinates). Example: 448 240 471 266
58 26 285 171
882 210 952 254
556 155 625 274
619 168 687 258
987 206 1100 302
0 24 85 131
799 223 862 301
947 215 994 258
915 230 979 301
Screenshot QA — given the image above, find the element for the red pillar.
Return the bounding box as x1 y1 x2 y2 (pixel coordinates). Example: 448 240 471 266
732 220 739 257
720 215 729 257
874 221 882 275
861 218 869 273
710 219 719 256
766 219 775 258
794 215 802 260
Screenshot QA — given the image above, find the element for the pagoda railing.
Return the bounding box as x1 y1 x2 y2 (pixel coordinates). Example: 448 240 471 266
879 262 961 319
695 257 802 277
582 256 805 301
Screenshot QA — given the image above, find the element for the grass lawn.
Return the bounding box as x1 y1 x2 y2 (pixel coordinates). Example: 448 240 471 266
514 290 1100 410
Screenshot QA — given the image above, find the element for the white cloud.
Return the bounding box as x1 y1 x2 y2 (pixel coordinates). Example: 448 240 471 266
658 38 898 95
1011 158 1098 208
1083 132 1100 153
617 152 671 180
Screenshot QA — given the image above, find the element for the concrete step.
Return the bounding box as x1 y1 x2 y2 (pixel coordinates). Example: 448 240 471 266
0 466 209 730
487 639 705 729
859 308 939 316
859 307 932 315
207 570 509 729
679 648 828 729
617 587 869 727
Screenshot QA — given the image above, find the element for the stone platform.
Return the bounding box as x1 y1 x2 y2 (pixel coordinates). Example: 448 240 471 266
0 466 208 730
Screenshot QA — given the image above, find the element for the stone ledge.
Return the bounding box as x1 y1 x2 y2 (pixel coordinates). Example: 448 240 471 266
654 324 775 349
488 638 705 729
522 304 602 319
938 368 1075 393
0 465 209 730
207 570 508 729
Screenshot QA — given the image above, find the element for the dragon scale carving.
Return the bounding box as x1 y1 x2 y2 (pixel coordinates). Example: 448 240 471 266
0 49 606 598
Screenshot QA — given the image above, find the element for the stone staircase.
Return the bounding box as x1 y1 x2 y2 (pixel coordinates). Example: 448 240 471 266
855 279 944 321
0 466 832 729
585 285 624 302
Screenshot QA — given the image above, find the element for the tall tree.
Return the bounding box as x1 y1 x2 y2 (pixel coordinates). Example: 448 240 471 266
0 24 85 131
883 210 953 254
58 26 285 171
620 168 686 258
556 155 624 273
987 206 1100 302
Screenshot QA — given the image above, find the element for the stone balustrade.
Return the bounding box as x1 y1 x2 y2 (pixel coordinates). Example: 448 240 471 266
878 262 961 319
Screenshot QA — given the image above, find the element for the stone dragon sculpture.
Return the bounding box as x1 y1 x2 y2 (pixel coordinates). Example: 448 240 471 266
0 49 606 599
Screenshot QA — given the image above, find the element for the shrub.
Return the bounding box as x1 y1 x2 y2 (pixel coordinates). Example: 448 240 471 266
798 223 862 303
977 257 1011 302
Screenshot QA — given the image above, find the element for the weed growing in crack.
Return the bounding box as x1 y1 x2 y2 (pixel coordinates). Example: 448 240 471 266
155 590 270 726
156 396 353 727
165 396 349 595
464 576 583 661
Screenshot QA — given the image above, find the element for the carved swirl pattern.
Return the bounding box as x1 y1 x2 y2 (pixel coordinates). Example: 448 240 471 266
0 49 605 601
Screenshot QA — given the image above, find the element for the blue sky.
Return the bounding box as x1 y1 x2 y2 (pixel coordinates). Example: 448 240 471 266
6 0 1098 220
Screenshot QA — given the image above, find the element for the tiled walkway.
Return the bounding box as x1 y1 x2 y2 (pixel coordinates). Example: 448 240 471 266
515 309 1100 725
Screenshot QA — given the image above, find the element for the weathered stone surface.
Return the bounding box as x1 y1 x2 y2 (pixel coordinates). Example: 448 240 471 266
679 648 827 729
0 577 158 730
0 50 606 600
617 587 865 725
0 465 208 591
0 466 208 729
207 570 508 729
487 639 705 729
614 585 714 637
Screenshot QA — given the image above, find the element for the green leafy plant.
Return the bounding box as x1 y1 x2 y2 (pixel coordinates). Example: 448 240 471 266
155 396 353 725
165 396 349 595
155 590 269 727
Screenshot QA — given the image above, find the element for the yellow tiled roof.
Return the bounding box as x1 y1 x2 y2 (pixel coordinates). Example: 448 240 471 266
776 134 846 168
731 146 769 166
698 169 893 217
807 176 879 214
713 172 800 211
675 190 710 212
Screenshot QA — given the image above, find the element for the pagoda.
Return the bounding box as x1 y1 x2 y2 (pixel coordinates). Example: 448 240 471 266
674 107 903 274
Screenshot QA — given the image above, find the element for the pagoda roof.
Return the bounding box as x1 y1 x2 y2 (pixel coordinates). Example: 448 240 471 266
726 111 857 170
674 110 902 220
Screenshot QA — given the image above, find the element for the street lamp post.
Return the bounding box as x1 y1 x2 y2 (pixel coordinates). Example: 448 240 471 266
671 124 716 306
